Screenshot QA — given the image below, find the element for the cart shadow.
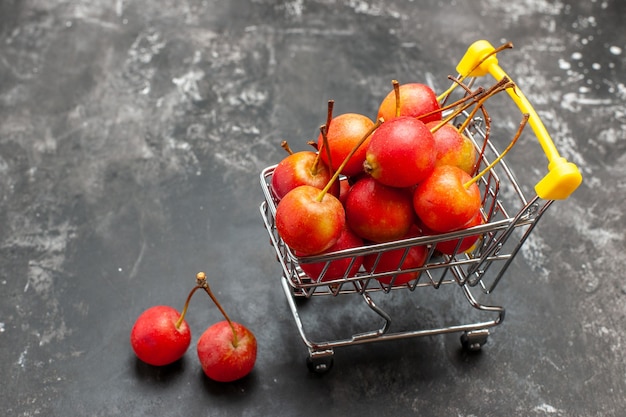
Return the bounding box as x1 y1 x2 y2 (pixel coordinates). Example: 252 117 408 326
302 333 488 384
451 345 486 373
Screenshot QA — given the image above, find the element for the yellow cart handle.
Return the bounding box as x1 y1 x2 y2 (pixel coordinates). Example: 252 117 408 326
455 40 582 200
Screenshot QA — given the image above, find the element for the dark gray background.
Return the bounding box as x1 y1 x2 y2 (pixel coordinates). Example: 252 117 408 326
1 1 624 416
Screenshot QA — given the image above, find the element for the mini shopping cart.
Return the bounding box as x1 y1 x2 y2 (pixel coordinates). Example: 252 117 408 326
259 40 582 373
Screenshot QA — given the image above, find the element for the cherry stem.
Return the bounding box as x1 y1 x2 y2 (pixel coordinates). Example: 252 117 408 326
195 272 239 347
311 141 322 176
439 76 482 131
312 100 335 177
433 75 498 177
175 284 202 329
457 77 514 133
464 113 529 189
430 77 511 138
392 80 401 118
318 125 336 181
426 86 486 133
325 99 334 132
321 101 335 166
472 104 493 177
451 79 486 134
280 140 294 155
315 118 383 202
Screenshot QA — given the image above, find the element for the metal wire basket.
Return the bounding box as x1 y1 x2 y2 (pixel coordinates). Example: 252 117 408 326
259 40 582 373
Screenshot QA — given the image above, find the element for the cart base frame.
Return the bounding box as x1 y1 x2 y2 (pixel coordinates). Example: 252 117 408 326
280 274 504 373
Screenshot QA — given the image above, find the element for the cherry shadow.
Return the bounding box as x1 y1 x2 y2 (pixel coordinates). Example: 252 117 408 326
131 355 188 385
198 367 258 396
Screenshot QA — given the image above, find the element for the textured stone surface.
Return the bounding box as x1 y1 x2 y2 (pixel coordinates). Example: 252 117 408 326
1 1 624 416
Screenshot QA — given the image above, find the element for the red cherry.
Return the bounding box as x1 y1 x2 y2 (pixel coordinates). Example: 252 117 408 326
435 211 485 255
413 165 481 233
275 185 346 256
377 82 442 124
197 320 257 382
193 272 258 383
345 177 415 243
426 121 477 175
364 116 436 188
317 113 376 177
130 305 191 366
363 227 428 285
297 226 364 282
270 150 334 200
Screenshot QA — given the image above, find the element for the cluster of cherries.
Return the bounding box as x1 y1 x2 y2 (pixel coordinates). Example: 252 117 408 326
270 77 525 285
130 272 257 382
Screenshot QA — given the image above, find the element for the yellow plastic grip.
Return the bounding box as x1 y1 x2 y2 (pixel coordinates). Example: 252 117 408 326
456 40 582 200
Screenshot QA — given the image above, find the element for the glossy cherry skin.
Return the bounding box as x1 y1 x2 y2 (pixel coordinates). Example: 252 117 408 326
130 305 191 366
197 320 257 382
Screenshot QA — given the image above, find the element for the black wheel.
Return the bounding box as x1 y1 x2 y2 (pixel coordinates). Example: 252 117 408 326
460 329 489 352
306 355 334 374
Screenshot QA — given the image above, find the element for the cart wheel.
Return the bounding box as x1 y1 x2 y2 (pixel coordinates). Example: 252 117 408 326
306 355 334 374
460 329 489 352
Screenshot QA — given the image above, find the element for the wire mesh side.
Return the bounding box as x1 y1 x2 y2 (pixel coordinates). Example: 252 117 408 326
259 111 555 296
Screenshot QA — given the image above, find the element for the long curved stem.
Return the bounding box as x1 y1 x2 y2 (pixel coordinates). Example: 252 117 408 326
175 285 202 329
392 80 400 118
464 113 529 189
196 272 239 347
